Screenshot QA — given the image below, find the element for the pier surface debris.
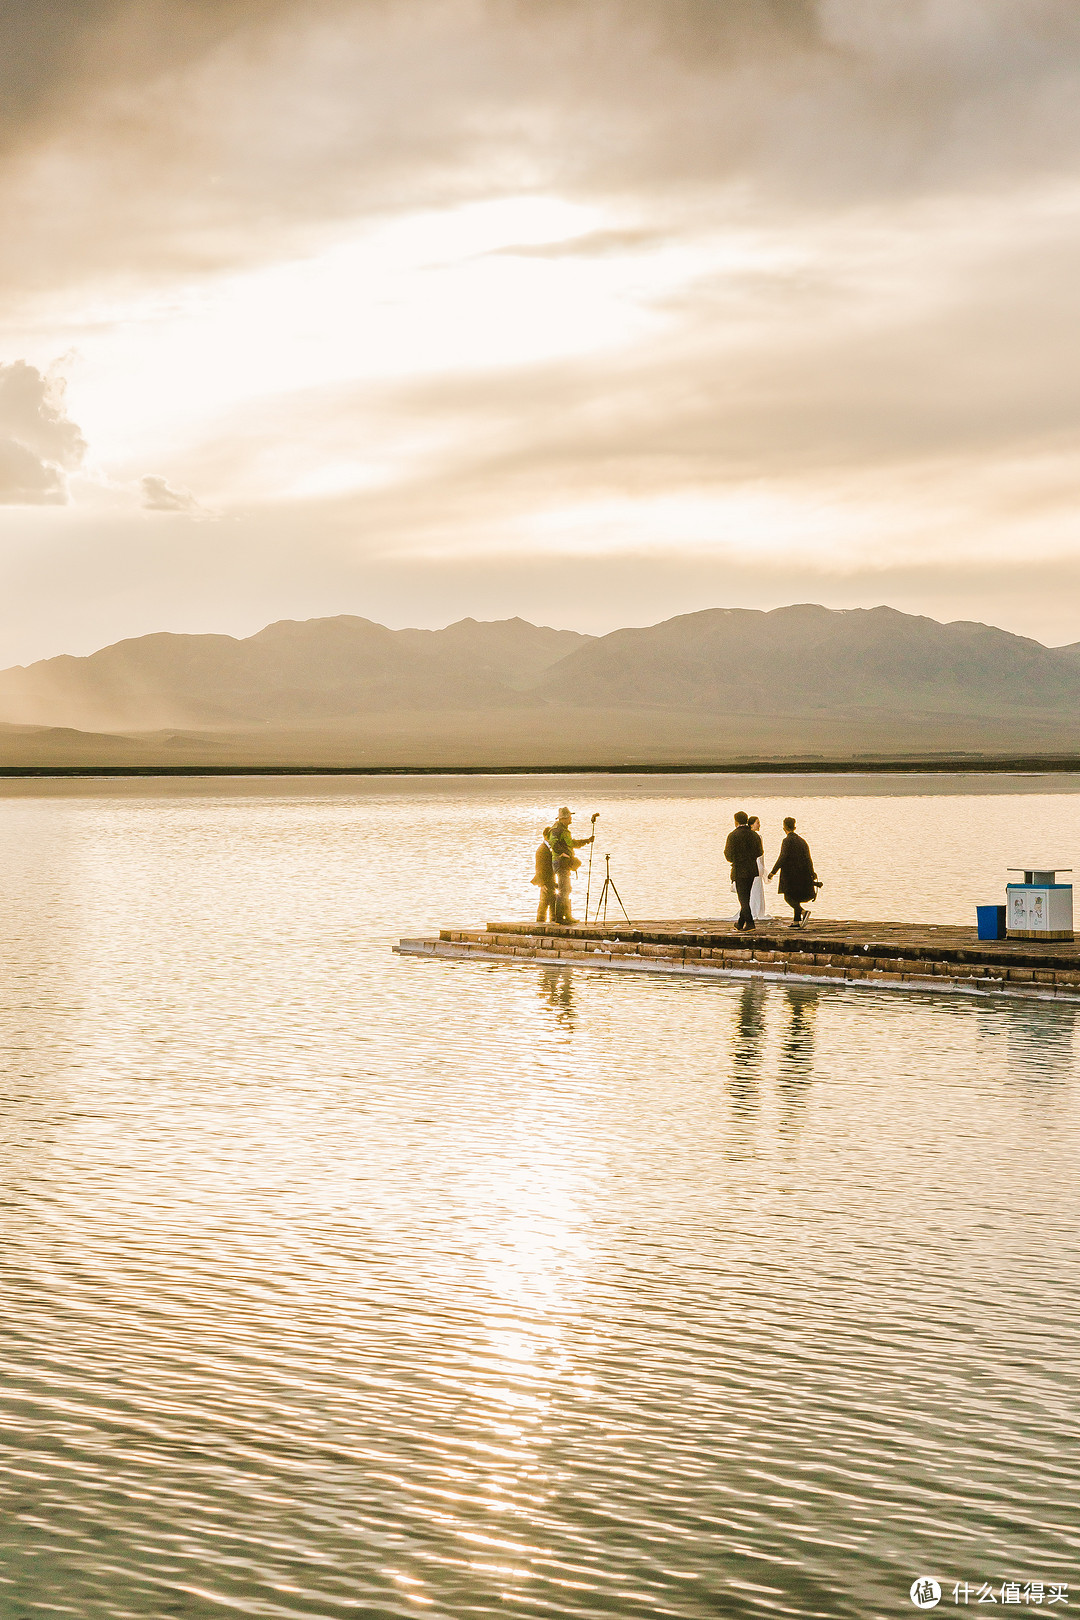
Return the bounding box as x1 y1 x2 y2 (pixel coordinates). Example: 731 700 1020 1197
395 918 1080 1003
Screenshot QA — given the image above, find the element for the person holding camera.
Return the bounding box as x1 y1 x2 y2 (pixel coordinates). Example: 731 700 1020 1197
768 817 819 927
546 807 595 924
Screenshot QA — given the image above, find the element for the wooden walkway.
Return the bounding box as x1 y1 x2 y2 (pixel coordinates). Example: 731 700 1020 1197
395 917 1080 1003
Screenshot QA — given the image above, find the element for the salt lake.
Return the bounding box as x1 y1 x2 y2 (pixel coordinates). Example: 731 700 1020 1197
0 774 1077 1619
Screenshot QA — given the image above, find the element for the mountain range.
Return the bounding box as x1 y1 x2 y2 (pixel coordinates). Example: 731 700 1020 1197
2 604 1080 766
0 616 592 730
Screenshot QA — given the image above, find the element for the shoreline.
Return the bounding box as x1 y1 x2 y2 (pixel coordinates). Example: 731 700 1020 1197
4 757 1080 779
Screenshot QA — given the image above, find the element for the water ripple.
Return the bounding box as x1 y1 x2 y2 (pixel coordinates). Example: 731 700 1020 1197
0 778 1077 1618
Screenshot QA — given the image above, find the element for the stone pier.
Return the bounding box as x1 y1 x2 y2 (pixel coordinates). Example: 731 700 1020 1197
394 918 1080 1003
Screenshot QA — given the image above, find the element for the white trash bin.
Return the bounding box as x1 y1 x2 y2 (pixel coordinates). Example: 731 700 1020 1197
1006 867 1073 941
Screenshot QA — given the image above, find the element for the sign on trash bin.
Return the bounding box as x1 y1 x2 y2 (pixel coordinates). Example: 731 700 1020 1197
1006 867 1073 941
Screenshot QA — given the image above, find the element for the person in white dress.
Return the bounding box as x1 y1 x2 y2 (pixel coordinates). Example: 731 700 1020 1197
731 816 770 922
748 816 768 921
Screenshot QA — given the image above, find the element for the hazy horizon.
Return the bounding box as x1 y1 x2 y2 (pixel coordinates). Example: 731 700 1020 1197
6 596 1080 675
5 602 1080 767
5 2 1080 666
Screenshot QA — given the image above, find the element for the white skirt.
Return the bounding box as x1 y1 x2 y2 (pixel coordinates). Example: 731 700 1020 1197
732 876 769 922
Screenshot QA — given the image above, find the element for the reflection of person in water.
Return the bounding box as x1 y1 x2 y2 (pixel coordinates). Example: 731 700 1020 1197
539 965 576 1030
778 986 818 1139
726 981 765 1159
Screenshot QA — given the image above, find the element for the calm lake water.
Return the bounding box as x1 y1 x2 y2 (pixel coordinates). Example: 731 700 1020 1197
0 774 1077 1620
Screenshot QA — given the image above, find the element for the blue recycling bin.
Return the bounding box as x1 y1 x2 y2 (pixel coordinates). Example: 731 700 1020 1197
977 905 1007 941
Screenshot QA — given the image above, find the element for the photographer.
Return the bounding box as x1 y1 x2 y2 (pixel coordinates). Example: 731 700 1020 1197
546 807 595 924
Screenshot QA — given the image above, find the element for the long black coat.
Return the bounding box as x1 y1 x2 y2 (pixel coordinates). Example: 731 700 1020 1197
531 840 555 888
724 824 763 877
769 833 817 903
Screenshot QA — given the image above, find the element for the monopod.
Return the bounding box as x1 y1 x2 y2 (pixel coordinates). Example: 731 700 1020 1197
584 811 599 919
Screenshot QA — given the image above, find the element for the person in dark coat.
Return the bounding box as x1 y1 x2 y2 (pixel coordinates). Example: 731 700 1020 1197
531 827 556 923
768 817 818 926
723 810 764 932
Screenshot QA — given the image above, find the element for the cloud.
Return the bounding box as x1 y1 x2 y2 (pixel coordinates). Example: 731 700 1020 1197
141 474 200 513
0 0 306 151
0 436 67 504
6 0 1080 309
0 361 86 504
5 2 1080 651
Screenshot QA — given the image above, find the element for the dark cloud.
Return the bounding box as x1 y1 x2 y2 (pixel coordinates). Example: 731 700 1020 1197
0 361 85 505
0 1 119 142
6 0 1080 304
0 0 820 147
141 474 200 512
504 0 822 60
0 0 307 151
513 0 1080 202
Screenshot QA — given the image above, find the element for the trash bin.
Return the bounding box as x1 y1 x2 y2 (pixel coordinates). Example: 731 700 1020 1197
976 905 1007 941
1006 867 1074 940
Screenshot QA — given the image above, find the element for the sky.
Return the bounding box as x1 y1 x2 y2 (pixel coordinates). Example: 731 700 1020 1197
3 0 1080 665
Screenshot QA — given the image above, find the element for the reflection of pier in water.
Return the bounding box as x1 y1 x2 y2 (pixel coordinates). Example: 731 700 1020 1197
396 917 1080 1005
972 993 1080 1083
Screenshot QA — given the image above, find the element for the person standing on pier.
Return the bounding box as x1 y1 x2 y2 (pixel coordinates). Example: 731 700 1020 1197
546 807 595 925
748 815 768 921
531 827 557 923
554 854 576 925
768 817 819 927
725 810 764 932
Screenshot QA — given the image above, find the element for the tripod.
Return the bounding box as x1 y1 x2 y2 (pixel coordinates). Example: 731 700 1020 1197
591 853 631 926
584 812 600 918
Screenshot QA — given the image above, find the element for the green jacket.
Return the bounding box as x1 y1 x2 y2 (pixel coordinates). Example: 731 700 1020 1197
547 821 590 861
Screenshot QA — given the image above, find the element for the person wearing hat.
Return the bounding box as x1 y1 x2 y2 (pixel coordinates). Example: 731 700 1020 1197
546 807 594 924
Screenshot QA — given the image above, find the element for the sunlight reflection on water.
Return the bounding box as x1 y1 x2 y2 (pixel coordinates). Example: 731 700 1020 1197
0 775 1077 1619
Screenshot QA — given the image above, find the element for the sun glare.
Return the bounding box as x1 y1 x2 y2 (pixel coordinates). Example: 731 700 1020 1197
53 194 801 494
60 195 634 465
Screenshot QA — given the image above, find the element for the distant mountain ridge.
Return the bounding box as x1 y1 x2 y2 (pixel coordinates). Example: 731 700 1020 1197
541 605 1080 715
0 616 593 730
0 604 1078 735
